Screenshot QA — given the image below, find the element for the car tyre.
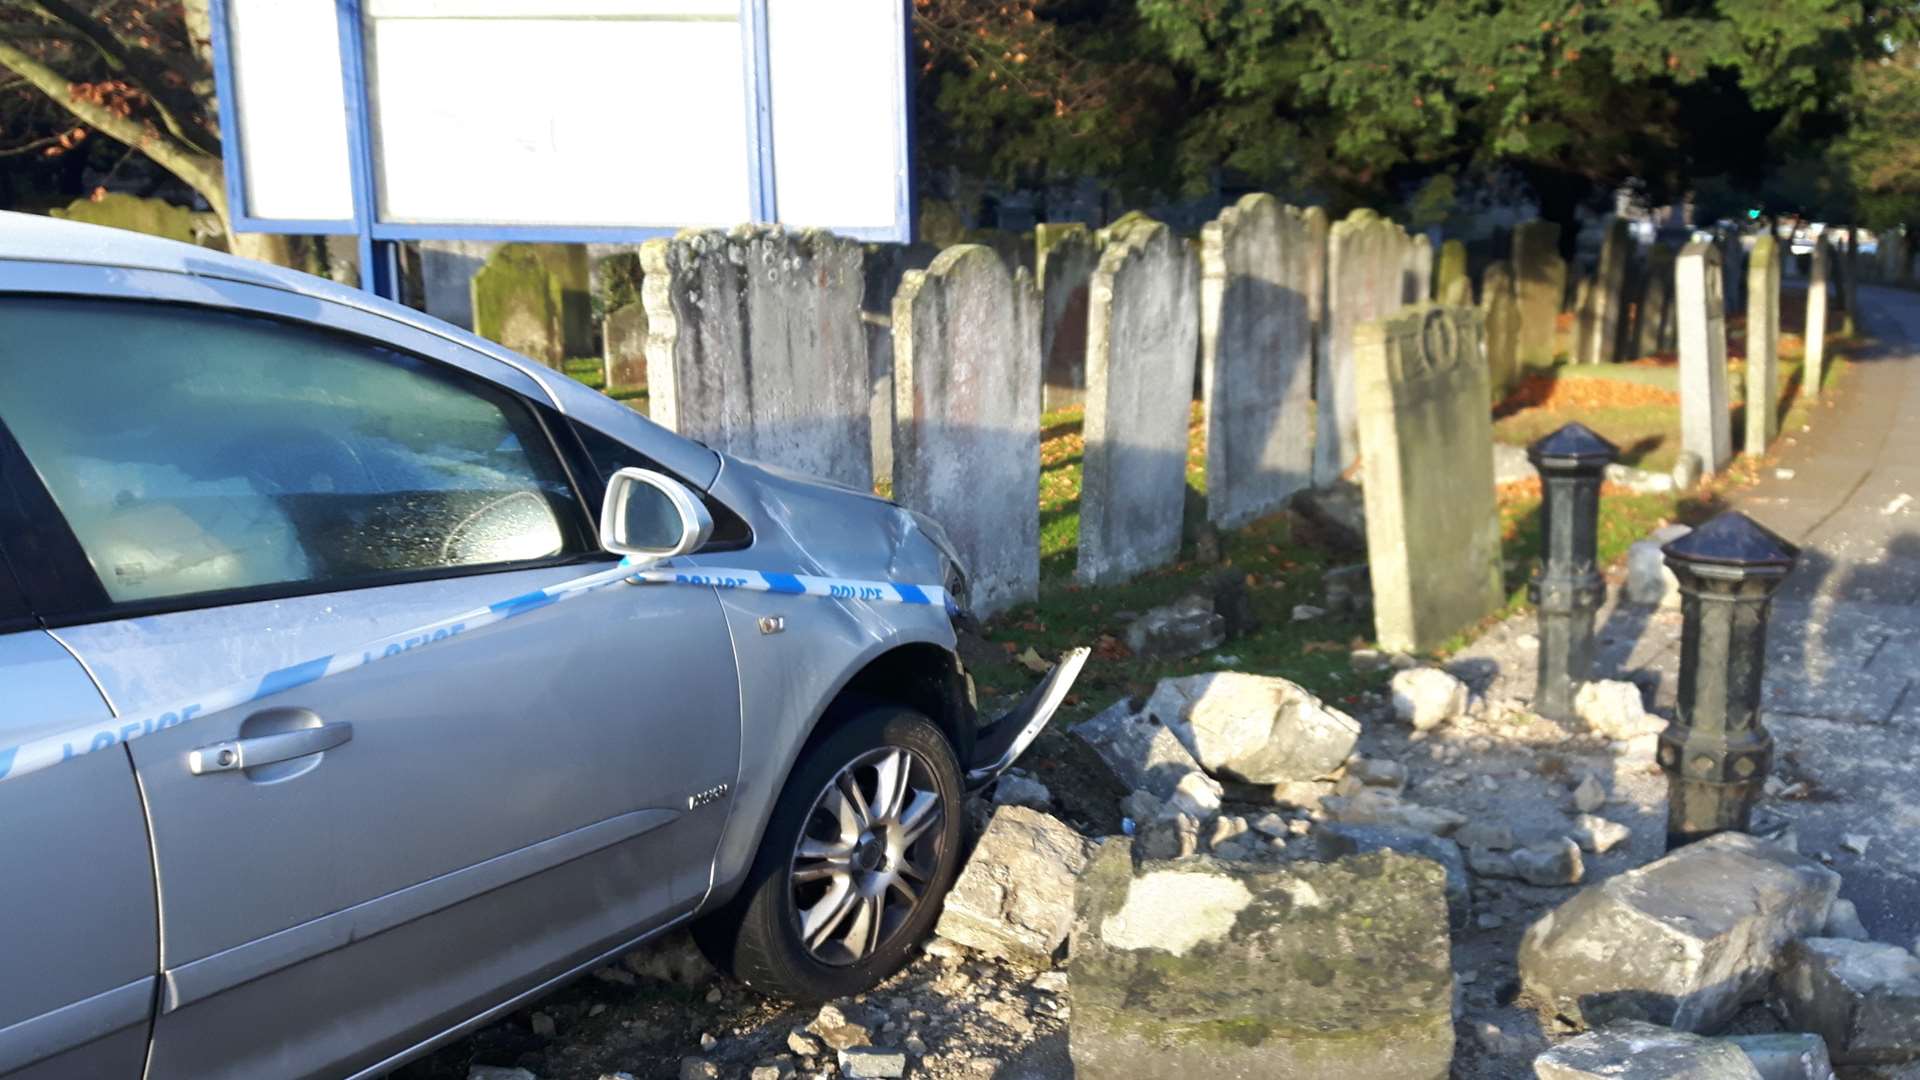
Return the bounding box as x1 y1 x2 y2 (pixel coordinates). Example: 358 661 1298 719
695 704 965 1000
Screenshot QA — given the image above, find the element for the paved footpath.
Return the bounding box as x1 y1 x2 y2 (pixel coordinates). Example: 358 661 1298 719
1734 283 1920 946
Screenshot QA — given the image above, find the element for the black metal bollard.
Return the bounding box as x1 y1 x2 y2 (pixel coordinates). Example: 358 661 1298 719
1658 512 1799 850
1527 423 1619 723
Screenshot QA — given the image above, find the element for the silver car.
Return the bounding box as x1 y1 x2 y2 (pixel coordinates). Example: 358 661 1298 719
0 214 1082 1079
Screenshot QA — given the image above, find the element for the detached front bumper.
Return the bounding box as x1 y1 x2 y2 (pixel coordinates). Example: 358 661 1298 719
962 647 1090 791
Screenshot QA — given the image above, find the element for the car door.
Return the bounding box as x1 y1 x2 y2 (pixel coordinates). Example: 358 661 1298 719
0 294 743 1080
0 466 157 1080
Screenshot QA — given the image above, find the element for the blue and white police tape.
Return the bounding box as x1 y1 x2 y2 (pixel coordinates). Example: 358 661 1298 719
0 560 953 786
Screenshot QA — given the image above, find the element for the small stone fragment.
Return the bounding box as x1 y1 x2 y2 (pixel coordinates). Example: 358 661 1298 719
1726 1032 1835 1080
1321 789 1467 837
1826 899 1872 942
809 1003 872 1052
1124 594 1226 659
1626 524 1692 608
838 1048 908 1078
1456 821 1517 851
787 1030 822 1056
1350 756 1410 791
1391 668 1469 731
530 1011 556 1037
1532 1020 1763 1079
1775 937 1920 1066
678 1060 719 1080
1576 680 1666 739
1571 775 1607 813
1510 837 1585 886
993 771 1053 810
1250 811 1291 838
621 930 717 986
1168 770 1224 821
1843 834 1874 856
468 1068 537 1080
1135 810 1200 860
1569 814 1633 854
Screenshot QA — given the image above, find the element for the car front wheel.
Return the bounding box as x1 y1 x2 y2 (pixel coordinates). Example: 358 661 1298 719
695 704 965 1000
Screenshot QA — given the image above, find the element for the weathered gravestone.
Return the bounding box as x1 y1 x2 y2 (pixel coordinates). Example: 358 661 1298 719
1514 220 1567 369
641 226 870 489
1482 261 1522 403
1078 216 1200 586
50 192 200 245
1403 232 1434 304
1676 241 1733 475
1724 231 1747 312
1580 218 1632 364
1199 194 1316 528
1356 305 1504 653
1304 205 1330 371
1037 222 1099 411
602 303 648 392
1316 210 1410 486
471 244 564 367
892 245 1042 616
1435 238 1470 306
1806 237 1831 400
418 239 494 330
861 243 939 484
1745 234 1783 456
1572 274 1596 364
1632 244 1677 358
1068 842 1455 1080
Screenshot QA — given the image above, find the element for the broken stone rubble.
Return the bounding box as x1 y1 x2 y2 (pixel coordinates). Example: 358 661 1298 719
1390 666 1470 731
1532 1021 1764 1079
1519 831 1841 1032
1575 678 1667 740
1775 937 1920 1066
1074 697 1219 801
1143 671 1361 785
933 806 1094 965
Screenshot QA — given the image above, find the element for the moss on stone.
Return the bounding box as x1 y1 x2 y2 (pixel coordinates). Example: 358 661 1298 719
50 193 199 244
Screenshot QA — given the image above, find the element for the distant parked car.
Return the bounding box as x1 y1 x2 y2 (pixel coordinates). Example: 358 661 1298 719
0 213 1083 1080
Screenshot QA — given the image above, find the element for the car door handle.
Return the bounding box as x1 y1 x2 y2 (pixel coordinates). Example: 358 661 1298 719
189 721 354 775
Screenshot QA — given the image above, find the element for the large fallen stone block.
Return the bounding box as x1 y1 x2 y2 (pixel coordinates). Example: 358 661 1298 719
1519 832 1839 1032
1075 698 1218 801
1142 672 1361 785
934 806 1095 965
1774 938 1920 1066
1312 822 1471 930
1069 841 1454 1079
1533 1021 1763 1079
1727 1033 1835 1080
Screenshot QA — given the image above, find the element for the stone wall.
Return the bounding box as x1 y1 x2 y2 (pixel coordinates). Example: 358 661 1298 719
642 226 871 489
1199 194 1317 528
892 245 1043 616
1356 305 1504 653
1078 216 1201 586
1318 210 1412 486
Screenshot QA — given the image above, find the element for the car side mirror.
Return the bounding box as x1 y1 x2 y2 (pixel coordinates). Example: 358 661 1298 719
598 467 713 561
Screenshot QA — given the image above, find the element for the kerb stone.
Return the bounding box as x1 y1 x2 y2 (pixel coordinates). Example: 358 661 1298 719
1199 194 1316 528
1355 305 1504 653
1077 216 1200 586
892 245 1042 616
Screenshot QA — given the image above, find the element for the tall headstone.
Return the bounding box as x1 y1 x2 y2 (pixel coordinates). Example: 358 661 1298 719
1199 194 1316 529
1037 223 1099 411
602 303 648 391
1078 216 1201 586
1435 239 1470 305
641 226 871 489
1745 234 1782 456
1317 210 1410 486
893 245 1042 616
862 243 939 485
1805 237 1830 401
1513 220 1566 370
1403 233 1434 304
1841 228 1859 334
1356 305 1504 653
1304 206 1330 376
471 244 564 367
1581 218 1631 363
419 240 495 329
1482 261 1521 403
1723 232 1747 313
1676 242 1732 475
1571 274 1595 362
1631 244 1677 358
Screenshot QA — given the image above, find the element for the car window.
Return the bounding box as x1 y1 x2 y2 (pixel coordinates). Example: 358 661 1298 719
0 297 588 606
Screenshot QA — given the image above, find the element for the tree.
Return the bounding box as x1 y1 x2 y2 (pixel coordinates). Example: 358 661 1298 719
1839 45 1920 229
0 0 289 261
